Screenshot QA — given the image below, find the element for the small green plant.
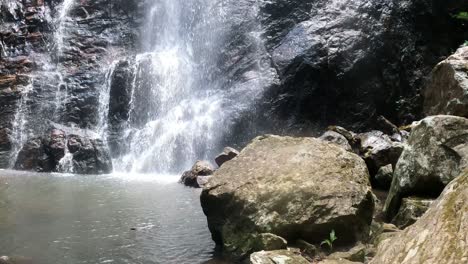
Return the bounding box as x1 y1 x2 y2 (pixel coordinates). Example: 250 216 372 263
320 229 337 251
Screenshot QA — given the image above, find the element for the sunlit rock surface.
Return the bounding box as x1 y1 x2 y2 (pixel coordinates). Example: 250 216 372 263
201 135 374 259
424 46 468 117
371 170 468 264
384 115 468 220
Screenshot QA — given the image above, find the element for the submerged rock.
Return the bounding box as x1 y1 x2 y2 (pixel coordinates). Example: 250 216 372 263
371 170 468 264
384 115 468 220
249 250 309 264
424 46 468 117
215 147 239 167
201 135 374 259
180 160 214 188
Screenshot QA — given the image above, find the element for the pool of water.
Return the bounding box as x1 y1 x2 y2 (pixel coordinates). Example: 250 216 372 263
0 170 220 264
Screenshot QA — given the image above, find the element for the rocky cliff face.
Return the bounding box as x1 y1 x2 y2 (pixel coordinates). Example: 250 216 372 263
0 0 141 172
257 0 467 132
0 0 466 172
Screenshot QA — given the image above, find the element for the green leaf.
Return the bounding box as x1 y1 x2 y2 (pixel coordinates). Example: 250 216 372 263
320 239 331 248
330 229 337 242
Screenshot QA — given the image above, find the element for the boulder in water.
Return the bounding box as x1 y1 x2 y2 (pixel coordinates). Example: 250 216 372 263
180 160 214 188
13 126 112 174
14 137 53 172
201 135 374 259
384 115 468 220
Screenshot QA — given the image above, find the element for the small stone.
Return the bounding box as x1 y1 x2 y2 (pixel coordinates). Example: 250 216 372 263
296 239 318 256
391 197 433 229
374 164 393 189
319 131 352 151
249 250 309 264
214 147 239 167
328 243 366 262
253 233 288 252
180 160 214 188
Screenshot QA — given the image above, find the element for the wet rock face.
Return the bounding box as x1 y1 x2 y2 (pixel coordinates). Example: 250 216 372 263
0 0 141 169
201 135 374 259
371 170 468 264
384 115 468 220
424 46 468 117
258 0 467 131
14 126 112 174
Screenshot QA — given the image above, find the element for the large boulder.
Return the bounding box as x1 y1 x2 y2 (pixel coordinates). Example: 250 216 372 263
384 115 468 220
201 135 374 259
424 46 468 117
370 170 468 264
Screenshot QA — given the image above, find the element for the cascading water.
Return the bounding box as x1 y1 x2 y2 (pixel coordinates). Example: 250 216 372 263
110 0 278 174
7 0 76 172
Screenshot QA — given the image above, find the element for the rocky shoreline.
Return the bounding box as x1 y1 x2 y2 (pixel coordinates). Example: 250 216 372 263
180 46 468 264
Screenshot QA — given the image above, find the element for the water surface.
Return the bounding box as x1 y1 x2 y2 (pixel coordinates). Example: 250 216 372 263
0 170 217 264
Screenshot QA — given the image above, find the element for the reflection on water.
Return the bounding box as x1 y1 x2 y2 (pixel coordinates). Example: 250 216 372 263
0 170 221 264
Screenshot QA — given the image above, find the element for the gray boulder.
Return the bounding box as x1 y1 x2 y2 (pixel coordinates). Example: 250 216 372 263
374 164 393 190
215 147 239 167
201 135 374 259
384 115 468 220
319 131 353 151
14 126 112 174
356 131 403 177
180 160 214 188
424 46 468 117
391 197 433 229
371 170 468 264
249 250 309 264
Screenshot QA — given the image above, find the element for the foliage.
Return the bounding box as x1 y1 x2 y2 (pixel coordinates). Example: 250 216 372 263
320 229 337 251
454 12 468 21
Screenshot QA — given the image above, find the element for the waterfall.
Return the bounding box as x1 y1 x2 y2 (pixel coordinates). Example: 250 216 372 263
5 0 278 175
109 0 278 174
7 0 76 170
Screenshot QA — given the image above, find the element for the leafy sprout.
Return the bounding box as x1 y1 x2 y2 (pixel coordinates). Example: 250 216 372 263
320 229 337 251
